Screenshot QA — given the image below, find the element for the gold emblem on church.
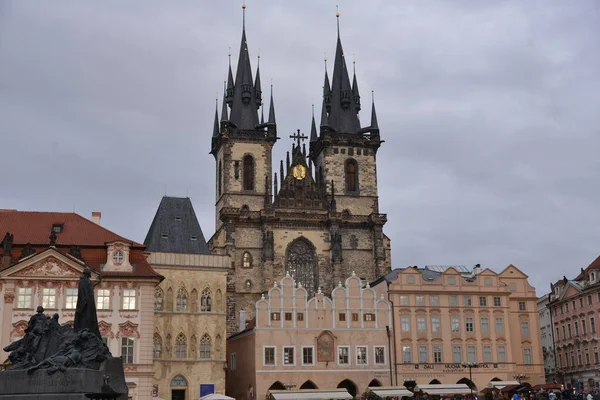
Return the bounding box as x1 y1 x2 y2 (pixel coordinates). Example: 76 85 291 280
292 164 306 180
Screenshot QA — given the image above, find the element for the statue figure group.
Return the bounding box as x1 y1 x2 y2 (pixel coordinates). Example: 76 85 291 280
3 267 111 374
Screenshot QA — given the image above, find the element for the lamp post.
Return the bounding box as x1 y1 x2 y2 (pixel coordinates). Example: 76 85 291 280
513 374 529 384
462 362 481 397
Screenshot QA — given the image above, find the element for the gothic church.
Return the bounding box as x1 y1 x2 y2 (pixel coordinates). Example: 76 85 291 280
208 9 391 334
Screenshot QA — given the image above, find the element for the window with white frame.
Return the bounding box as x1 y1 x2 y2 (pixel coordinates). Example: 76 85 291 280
521 321 530 336
264 347 276 365
418 345 428 363
594 347 599 364
416 296 425 306
430 296 439 306
283 347 295 365
452 346 462 363
465 317 474 332
65 288 78 309
433 345 442 363
451 316 460 332
497 345 506 362
483 345 492 362
493 296 501 307
464 296 472 306
449 296 458 307
402 346 412 363
417 316 426 332
401 316 410 332
481 317 489 333
523 348 532 365
120 337 134 364
97 289 110 310
17 287 32 309
122 289 136 310
399 296 409 306
467 345 477 363
338 346 349 365
302 347 314 365
431 316 441 332
518 301 526 311
495 317 504 333
585 347 590 364
479 296 487 306
356 346 367 365
374 346 385 365
42 288 56 309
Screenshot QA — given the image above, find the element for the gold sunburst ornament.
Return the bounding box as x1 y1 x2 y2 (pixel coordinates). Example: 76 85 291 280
292 165 306 180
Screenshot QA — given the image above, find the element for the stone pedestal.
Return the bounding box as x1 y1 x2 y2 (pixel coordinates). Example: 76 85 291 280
0 358 128 400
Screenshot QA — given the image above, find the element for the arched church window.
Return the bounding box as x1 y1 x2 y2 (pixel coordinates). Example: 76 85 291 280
200 334 212 359
243 155 255 191
176 287 188 312
175 333 187 359
286 238 317 296
242 252 252 268
153 333 162 359
154 287 164 311
345 159 358 192
201 289 212 312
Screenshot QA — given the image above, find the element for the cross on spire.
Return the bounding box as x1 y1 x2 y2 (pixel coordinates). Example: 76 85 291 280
289 129 308 147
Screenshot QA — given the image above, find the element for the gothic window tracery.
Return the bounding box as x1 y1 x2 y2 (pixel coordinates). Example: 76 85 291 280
153 333 162 359
175 333 187 359
154 287 164 311
286 238 317 296
200 334 212 359
201 289 212 312
176 287 188 312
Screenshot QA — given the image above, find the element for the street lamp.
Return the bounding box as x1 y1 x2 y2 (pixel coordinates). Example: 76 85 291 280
462 362 481 397
283 383 296 391
513 374 529 384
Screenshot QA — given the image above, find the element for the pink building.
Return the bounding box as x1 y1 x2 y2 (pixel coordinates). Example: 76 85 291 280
549 256 600 391
0 210 162 400
226 273 393 400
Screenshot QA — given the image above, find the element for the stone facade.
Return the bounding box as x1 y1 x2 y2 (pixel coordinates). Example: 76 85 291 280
149 252 229 400
226 273 393 400
372 264 544 391
538 294 557 383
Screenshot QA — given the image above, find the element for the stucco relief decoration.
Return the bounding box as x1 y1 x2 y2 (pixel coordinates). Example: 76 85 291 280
15 257 80 278
98 321 114 338
316 330 335 362
11 320 29 337
117 321 140 338
103 242 133 273
4 291 15 303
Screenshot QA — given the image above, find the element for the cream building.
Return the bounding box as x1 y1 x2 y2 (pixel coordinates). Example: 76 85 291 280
0 210 161 400
371 264 544 392
145 197 229 400
226 273 393 400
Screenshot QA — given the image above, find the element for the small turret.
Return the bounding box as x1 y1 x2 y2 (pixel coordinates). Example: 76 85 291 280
254 53 262 109
267 85 276 125
212 98 219 138
226 53 234 107
310 105 318 143
221 81 229 122
352 61 361 112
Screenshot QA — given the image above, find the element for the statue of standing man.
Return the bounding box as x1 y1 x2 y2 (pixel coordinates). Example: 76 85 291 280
74 266 101 339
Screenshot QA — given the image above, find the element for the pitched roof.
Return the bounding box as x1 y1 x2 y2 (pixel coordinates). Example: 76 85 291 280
0 210 141 246
144 197 210 254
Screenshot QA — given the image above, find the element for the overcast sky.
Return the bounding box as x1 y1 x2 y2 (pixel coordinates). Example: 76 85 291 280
1 1 599 294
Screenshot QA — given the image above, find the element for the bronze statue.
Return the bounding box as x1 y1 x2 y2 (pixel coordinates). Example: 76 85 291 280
74 267 102 339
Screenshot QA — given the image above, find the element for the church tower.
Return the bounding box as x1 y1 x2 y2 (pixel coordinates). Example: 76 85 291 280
209 8 390 335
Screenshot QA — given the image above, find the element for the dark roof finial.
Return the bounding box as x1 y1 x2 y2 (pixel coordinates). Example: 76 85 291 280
242 2 246 31
212 96 219 138
310 104 317 142
370 90 378 130
267 83 276 125
221 81 229 121
336 5 340 38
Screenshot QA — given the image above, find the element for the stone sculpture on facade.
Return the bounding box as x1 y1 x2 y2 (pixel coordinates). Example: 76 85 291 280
1 232 13 255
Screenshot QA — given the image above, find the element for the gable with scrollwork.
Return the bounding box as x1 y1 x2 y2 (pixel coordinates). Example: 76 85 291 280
13 256 81 278
117 321 140 338
11 320 29 337
98 321 114 339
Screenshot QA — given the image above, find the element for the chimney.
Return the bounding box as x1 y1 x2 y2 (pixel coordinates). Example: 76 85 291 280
239 311 246 332
91 212 101 225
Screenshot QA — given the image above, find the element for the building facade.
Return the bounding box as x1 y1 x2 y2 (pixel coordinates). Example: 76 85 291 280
226 273 393 400
145 197 229 400
208 9 391 335
371 264 544 391
538 294 557 383
0 210 161 400
547 257 600 391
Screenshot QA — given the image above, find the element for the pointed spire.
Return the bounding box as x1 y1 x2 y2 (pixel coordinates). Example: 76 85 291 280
323 58 331 109
267 84 276 125
221 81 229 122
260 103 265 124
352 58 361 111
212 97 219 138
320 97 329 128
310 104 318 142
286 151 290 175
226 49 234 106
274 172 278 195
279 160 284 187
328 8 361 133
371 90 379 130
254 50 262 108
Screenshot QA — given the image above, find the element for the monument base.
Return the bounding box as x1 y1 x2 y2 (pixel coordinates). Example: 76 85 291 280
0 357 128 400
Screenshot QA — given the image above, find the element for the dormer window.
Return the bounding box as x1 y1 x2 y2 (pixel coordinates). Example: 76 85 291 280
591 272 596 283
112 251 124 264
161 233 168 239
52 224 64 233
175 217 182 222
190 236 198 241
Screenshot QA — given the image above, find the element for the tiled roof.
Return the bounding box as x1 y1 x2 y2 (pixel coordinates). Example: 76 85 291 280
0 210 141 246
144 197 210 254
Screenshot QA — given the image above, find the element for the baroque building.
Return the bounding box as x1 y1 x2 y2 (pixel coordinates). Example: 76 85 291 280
538 293 556 384
145 197 229 400
226 273 392 400
371 264 544 392
208 9 391 335
0 210 162 400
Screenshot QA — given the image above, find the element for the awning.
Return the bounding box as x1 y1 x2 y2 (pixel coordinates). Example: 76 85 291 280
201 394 236 400
414 384 472 395
500 385 521 393
269 389 353 400
487 381 520 390
532 384 562 391
368 386 414 398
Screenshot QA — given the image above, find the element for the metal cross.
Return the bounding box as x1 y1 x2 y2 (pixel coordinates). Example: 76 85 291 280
289 129 308 147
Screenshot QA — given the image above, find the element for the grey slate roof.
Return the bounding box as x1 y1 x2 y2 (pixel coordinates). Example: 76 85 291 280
144 196 210 254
